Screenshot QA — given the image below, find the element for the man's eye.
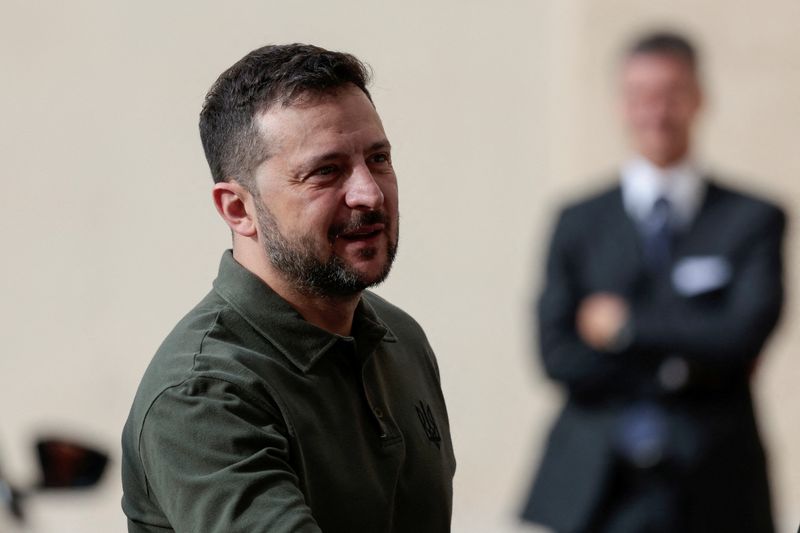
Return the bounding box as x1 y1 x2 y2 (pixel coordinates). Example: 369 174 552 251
370 153 390 164
314 165 338 176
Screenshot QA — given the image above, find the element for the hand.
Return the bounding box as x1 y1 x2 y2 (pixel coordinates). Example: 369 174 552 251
576 293 630 351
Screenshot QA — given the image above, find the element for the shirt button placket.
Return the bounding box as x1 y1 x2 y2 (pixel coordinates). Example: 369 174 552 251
361 364 390 440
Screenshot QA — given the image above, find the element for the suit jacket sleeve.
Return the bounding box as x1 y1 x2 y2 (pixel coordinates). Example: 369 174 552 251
536 208 639 396
630 204 785 367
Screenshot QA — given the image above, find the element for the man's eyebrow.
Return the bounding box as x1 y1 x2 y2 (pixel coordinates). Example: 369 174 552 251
367 139 392 152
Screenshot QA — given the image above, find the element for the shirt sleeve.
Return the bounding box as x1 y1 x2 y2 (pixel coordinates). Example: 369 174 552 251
138 376 322 533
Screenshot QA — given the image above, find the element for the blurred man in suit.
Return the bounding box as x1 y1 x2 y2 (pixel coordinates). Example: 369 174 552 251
521 31 784 532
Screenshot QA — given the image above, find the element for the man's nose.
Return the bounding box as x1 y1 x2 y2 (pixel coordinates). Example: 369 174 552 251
344 164 384 210
649 98 672 119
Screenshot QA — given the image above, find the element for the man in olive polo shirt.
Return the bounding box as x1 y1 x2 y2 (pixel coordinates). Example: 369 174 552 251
121 44 456 532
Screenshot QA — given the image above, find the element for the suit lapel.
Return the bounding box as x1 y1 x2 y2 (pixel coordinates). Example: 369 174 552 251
608 184 644 261
672 180 723 258
591 185 647 296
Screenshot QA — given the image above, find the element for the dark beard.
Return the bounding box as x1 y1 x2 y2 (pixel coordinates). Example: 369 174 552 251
255 203 398 298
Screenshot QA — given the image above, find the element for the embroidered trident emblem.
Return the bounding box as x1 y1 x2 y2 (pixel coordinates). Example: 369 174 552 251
415 400 441 449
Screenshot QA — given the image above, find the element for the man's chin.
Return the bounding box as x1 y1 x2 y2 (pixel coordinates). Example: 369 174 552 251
321 239 396 296
347 262 392 289
639 138 687 166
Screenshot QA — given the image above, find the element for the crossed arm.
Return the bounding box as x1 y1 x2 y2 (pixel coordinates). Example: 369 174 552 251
538 205 784 394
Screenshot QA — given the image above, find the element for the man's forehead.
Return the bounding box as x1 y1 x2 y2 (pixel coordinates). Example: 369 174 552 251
624 53 695 76
257 89 383 148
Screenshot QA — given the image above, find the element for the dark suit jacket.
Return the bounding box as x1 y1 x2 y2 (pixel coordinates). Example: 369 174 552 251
521 179 785 533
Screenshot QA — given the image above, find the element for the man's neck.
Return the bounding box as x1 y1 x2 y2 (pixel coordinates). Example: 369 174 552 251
638 144 690 170
233 246 360 337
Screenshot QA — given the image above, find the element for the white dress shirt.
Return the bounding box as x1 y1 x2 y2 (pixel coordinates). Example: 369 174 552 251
621 156 707 230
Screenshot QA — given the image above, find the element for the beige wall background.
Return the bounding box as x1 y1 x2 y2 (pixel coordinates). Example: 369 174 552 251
1 1 797 531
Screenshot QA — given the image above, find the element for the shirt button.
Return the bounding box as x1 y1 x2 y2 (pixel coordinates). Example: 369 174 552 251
373 407 384 419
659 356 689 391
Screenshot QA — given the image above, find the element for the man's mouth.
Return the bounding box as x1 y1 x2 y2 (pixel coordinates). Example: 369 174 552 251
330 211 390 243
338 224 384 241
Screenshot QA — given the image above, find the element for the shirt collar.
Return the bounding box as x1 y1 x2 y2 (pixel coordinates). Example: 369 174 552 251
621 155 706 228
211 250 397 373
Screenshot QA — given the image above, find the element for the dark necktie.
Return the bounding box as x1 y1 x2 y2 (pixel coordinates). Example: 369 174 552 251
615 197 673 468
641 197 672 272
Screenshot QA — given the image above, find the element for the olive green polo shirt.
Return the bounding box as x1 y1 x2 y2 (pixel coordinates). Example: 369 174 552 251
121 251 455 533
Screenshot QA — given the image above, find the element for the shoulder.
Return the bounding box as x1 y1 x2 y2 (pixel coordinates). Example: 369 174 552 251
547 181 622 242
706 180 786 229
126 289 283 436
133 290 230 404
555 182 622 228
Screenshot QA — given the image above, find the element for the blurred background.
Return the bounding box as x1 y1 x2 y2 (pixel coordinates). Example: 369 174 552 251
1 0 798 531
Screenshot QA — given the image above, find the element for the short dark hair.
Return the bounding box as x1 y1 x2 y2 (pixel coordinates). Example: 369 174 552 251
199 43 372 186
627 31 698 71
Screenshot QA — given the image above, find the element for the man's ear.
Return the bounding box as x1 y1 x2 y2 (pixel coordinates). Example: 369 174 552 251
212 180 257 237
